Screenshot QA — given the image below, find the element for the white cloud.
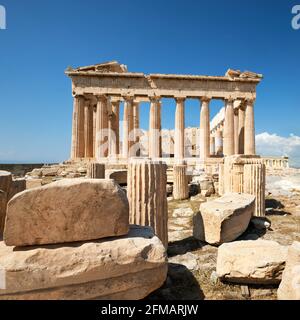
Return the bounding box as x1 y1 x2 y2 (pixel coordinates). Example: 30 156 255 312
256 132 300 168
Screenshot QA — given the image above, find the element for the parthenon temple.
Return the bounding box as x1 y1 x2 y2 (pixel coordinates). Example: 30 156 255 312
66 61 263 165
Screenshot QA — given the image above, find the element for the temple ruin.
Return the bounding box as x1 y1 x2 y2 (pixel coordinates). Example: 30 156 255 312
66 61 262 164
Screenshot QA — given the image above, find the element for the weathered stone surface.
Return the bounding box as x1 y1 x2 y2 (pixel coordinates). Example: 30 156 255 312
26 178 42 189
193 193 255 245
0 226 168 300
105 169 127 185
4 179 129 247
128 159 168 247
278 241 300 300
217 240 288 284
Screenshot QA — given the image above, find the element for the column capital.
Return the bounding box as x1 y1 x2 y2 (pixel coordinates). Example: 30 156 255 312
74 94 85 100
149 95 161 103
174 96 186 103
95 95 107 102
122 95 135 103
200 96 212 103
245 97 256 105
224 97 235 104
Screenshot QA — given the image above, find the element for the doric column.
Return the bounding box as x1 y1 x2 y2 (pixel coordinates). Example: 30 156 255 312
109 100 120 157
200 97 211 160
238 105 245 154
234 108 239 154
149 96 161 158
244 98 256 155
93 104 97 158
95 95 108 159
210 136 216 155
127 158 168 247
84 100 94 158
174 97 185 159
215 128 223 156
71 95 85 159
244 163 266 217
122 96 134 158
133 101 140 156
173 161 189 200
223 99 235 156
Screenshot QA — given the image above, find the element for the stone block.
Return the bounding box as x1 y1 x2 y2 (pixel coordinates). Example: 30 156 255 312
217 240 288 285
4 179 129 247
0 226 167 300
193 193 255 245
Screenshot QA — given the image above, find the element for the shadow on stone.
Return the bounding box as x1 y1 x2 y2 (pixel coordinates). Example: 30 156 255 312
146 263 205 300
167 236 206 258
265 198 285 210
266 209 291 216
237 223 267 241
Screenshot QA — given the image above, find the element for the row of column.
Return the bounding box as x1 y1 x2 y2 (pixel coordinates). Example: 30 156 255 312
211 98 256 157
71 95 256 161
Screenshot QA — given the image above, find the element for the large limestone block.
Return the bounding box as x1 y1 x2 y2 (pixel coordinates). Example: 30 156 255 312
105 169 127 185
278 242 300 300
193 193 255 245
0 226 168 300
217 240 288 284
4 179 129 247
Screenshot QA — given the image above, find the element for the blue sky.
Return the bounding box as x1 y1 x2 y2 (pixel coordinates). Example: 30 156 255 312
0 0 299 163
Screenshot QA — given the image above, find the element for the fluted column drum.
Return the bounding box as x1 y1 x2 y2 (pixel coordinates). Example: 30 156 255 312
173 162 189 200
244 163 266 217
127 158 168 247
87 162 105 179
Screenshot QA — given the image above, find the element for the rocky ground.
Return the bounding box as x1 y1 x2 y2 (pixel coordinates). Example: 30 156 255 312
148 169 300 300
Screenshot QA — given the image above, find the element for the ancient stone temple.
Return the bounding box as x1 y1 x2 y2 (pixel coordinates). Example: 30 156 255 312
66 61 263 163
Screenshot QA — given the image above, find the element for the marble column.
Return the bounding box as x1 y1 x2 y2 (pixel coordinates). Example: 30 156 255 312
173 161 189 200
174 97 185 159
200 97 211 160
133 101 140 156
149 96 161 158
122 96 134 158
95 95 108 159
210 136 216 156
128 158 168 247
92 105 97 158
109 100 120 157
215 128 223 156
223 99 235 156
244 98 256 155
71 95 85 159
84 100 94 158
234 108 239 154
238 105 245 154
